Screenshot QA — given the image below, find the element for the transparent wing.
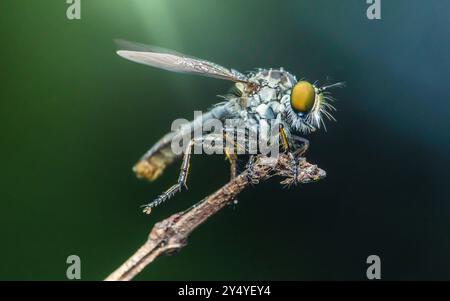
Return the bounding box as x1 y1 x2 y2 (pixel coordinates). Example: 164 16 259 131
116 39 249 83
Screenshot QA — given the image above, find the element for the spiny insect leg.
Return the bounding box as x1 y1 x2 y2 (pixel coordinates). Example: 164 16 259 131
223 128 239 181
279 124 291 153
289 137 310 185
245 155 257 185
279 125 301 184
142 139 195 214
225 150 237 180
292 135 310 157
288 152 299 186
222 129 242 205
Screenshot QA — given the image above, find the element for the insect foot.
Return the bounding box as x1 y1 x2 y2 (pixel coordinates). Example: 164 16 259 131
297 162 327 184
277 155 326 187
141 183 184 215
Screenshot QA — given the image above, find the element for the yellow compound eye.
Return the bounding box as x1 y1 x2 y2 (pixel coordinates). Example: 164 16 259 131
290 81 316 114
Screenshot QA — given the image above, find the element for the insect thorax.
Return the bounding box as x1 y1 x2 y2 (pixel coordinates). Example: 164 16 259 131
214 68 297 148
225 68 297 135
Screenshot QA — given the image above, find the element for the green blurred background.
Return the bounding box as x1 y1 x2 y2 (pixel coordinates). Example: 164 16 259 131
1 0 450 280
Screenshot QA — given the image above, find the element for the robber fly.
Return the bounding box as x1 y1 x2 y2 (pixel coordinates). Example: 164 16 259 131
116 41 344 214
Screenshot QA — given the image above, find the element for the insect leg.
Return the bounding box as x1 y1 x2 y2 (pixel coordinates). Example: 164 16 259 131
291 135 310 157
223 128 239 180
279 124 291 153
245 155 257 185
225 150 237 180
142 139 195 214
279 124 300 184
223 127 247 181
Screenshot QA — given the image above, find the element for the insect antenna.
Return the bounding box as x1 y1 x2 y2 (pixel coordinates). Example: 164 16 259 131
318 82 346 93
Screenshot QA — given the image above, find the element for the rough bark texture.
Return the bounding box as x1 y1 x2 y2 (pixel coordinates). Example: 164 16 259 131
105 154 326 281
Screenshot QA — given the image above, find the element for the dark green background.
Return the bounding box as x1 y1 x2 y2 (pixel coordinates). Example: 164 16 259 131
1 0 450 280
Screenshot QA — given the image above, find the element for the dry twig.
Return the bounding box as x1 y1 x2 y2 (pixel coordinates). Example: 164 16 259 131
105 154 326 281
